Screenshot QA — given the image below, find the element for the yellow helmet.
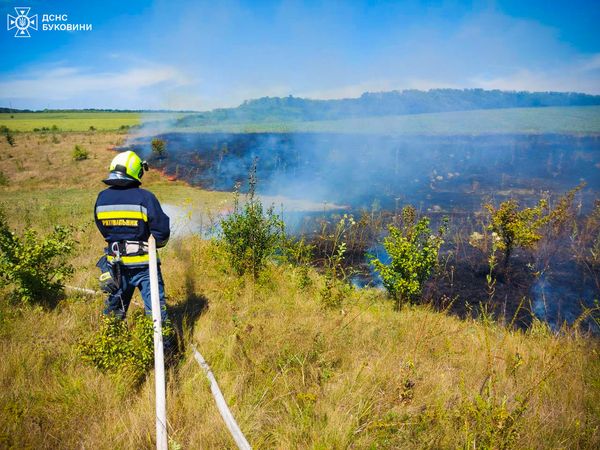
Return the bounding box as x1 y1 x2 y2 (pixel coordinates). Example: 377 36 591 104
103 151 148 186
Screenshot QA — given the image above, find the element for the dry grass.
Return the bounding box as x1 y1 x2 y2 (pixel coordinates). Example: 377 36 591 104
0 132 599 449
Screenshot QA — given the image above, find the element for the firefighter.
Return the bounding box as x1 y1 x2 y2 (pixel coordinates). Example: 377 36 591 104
94 151 172 338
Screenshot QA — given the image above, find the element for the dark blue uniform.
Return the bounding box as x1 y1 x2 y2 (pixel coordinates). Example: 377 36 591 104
95 185 170 254
94 185 171 322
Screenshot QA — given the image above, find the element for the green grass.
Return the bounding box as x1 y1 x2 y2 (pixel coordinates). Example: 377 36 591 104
2 106 599 134
0 132 599 448
179 105 600 134
0 112 181 132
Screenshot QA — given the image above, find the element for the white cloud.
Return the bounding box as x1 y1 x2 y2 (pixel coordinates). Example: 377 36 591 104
0 64 192 103
577 53 600 73
470 64 600 94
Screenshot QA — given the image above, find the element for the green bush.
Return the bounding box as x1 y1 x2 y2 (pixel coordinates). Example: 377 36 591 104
372 206 445 309
72 144 89 161
0 125 15 147
220 163 284 278
0 208 75 304
481 186 583 268
151 138 167 158
78 311 173 388
0 171 8 186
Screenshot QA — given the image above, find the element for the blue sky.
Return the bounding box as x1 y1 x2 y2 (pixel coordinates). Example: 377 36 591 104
0 0 598 110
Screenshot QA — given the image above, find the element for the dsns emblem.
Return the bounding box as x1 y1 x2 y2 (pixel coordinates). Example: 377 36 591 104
7 7 38 38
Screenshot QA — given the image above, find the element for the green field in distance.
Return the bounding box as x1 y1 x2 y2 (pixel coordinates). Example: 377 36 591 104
1 105 599 134
181 105 600 135
0 111 178 132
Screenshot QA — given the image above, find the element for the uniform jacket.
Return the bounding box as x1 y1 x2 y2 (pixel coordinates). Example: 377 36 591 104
94 186 170 265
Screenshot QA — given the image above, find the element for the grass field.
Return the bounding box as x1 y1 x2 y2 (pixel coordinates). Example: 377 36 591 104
0 112 182 132
293 105 600 135
0 131 599 448
2 105 600 134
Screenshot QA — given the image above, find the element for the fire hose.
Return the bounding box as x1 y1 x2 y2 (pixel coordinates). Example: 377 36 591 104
66 275 252 449
192 344 252 450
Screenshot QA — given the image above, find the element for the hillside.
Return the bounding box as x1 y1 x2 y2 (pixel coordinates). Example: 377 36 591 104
176 89 600 125
0 131 599 448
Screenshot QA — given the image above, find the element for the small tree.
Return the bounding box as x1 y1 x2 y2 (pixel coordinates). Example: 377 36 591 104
151 138 167 158
0 208 75 304
220 162 284 279
72 144 89 161
372 206 446 309
484 199 549 267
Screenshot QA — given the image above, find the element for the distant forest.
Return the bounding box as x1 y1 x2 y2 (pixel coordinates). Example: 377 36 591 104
176 89 600 126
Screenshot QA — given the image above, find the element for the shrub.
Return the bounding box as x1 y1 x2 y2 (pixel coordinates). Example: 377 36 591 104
151 138 167 158
0 171 8 186
0 125 15 147
72 144 89 161
0 207 75 304
372 206 446 309
78 311 174 389
481 186 583 269
484 199 549 266
88 125 96 131
220 163 284 279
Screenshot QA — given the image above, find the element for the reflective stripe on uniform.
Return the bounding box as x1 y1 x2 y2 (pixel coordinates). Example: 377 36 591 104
97 210 148 221
96 204 148 215
107 254 152 265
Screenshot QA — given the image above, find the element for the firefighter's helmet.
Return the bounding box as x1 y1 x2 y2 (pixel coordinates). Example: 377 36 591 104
103 151 148 186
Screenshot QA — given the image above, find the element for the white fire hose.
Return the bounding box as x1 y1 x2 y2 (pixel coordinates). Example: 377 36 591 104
192 344 252 450
68 240 251 449
148 235 168 450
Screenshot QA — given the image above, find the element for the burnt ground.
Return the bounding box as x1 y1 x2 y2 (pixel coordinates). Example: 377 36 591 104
128 131 600 332
132 132 600 211
302 210 600 334
426 249 599 332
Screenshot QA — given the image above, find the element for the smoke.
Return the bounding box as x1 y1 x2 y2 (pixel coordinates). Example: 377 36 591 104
120 120 600 331
126 131 600 216
531 271 599 332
